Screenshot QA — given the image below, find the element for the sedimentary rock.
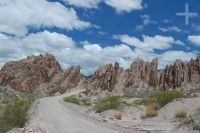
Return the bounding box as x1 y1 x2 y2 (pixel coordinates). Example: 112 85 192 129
0 54 63 93
1 53 200 97
0 54 86 96
60 65 87 93
87 57 200 97
87 62 124 95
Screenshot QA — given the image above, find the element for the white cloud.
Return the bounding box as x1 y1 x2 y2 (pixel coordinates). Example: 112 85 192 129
158 26 182 32
114 34 181 52
0 31 197 75
174 40 185 46
188 35 200 46
64 0 102 8
141 15 156 25
135 15 156 31
64 0 145 13
0 31 135 75
104 0 143 13
0 31 75 59
158 51 196 68
0 0 91 36
83 44 102 52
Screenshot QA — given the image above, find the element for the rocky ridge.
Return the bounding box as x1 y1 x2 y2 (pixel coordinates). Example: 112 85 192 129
0 54 200 97
87 57 200 97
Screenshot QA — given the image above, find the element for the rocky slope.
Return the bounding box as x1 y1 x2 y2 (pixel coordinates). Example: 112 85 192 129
87 57 200 97
0 54 85 96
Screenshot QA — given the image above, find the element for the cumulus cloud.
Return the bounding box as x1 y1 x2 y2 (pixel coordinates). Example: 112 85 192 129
104 0 143 13
0 0 91 36
0 31 75 64
64 0 144 13
114 34 182 52
0 31 197 75
158 51 196 68
188 35 200 46
64 0 102 8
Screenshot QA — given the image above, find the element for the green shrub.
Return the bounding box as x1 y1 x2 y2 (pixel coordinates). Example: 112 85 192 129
137 90 184 107
64 96 92 106
94 96 122 113
177 116 193 127
0 97 34 133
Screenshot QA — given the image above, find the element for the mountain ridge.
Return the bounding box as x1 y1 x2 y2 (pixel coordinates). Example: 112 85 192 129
0 53 200 97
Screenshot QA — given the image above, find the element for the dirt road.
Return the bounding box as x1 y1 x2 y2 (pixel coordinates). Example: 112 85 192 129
21 90 120 133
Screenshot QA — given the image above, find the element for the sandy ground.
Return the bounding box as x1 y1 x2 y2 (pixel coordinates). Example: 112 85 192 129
7 90 122 133
61 95 200 133
7 90 200 133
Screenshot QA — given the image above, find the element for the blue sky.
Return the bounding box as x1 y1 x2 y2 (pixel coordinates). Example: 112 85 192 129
0 0 200 75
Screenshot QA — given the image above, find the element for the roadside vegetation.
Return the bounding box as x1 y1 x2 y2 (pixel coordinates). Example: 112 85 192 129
136 90 184 119
175 108 200 129
64 95 92 106
94 96 123 113
64 95 124 113
0 96 34 133
174 109 192 127
175 110 187 119
141 103 159 119
138 90 184 107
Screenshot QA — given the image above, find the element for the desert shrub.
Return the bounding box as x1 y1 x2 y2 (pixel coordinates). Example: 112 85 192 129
138 90 184 107
94 96 122 113
114 113 122 120
64 96 92 106
141 103 158 119
176 116 193 127
0 97 34 133
175 110 187 118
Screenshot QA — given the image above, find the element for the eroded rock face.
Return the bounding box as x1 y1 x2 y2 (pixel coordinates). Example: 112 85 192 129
1 53 200 97
159 58 200 90
87 62 124 95
0 54 63 93
87 57 200 97
125 58 158 88
60 65 87 93
0 54 86 96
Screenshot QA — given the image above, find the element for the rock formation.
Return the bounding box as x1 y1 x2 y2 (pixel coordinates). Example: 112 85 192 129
86 62 124 95
87 57 200 97
60 65 87 93
0 53 200 97
0 54 85 96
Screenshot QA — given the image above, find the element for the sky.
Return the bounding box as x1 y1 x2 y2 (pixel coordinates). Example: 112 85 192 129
0 0 200 75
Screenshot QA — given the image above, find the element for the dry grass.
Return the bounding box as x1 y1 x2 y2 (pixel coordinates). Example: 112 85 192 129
175 110 187 118
114 113 122 120
141 103 158 119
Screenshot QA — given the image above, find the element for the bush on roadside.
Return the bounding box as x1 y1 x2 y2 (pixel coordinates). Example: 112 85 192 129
64 96 92 106
175 110 187 118
138 90 184 107
114 113 122 120
141 103 158 119
94 96 122 113
0 97 34 133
